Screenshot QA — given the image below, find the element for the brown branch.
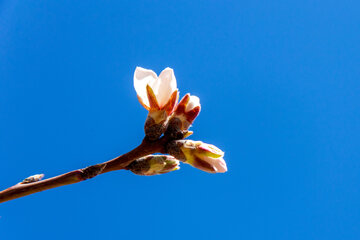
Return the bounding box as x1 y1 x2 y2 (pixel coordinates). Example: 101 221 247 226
0 137 168 204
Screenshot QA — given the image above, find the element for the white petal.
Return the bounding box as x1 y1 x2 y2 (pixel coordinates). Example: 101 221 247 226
203 156 227 173
133 67 158 108
185 95 200 112
157 67 177 107
214 157 228 173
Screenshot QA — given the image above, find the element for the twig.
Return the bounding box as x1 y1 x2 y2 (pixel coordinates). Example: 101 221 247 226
0 137 167 204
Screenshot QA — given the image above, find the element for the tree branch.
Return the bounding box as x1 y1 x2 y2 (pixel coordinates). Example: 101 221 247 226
0 137 168 204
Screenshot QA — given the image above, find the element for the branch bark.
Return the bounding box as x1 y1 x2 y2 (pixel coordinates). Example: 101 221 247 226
0 137 168 204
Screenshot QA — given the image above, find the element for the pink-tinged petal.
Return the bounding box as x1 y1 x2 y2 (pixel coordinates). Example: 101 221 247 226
212 157 227 173
199 156 227 173
134 67 158 108
191 156 218 173
185 95 200 112
157 67 177 107
146 84 160 110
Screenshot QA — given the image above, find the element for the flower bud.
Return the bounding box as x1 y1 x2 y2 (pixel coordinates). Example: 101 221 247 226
21 174 44 184
127 155 180 176
134 67 179 140
167 140 227 173
166 94 200 140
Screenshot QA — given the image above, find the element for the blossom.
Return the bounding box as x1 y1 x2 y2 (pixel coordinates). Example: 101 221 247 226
127 155 180 176
134 67 178 114
166 94 201 139
134 67 179 140
167 140 227 173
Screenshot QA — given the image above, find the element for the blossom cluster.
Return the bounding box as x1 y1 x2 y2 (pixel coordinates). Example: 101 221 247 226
133 67 227 174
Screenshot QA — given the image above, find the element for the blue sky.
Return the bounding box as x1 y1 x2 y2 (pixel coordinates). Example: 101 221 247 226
1 0 359 239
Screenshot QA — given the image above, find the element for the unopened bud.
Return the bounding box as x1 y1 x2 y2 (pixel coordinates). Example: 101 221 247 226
21 174 44 184
165 94 200 140
167 140 227 173
127 155 180 176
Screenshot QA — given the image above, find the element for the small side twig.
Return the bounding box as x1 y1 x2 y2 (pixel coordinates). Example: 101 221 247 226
0 137 168 204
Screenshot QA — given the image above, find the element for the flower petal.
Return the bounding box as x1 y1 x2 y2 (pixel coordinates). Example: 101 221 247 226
134 67 158 108
208 157 228 173
157 67 177 107
185 95 200 112
191 156 218 173
198 156 227 173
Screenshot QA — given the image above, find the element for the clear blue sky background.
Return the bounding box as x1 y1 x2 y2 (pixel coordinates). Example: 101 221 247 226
1 1 359 239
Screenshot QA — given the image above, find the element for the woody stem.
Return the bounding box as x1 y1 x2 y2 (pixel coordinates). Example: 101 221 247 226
0 137 168 204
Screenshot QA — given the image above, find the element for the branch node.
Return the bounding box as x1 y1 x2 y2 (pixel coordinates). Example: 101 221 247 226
81 164 106 180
